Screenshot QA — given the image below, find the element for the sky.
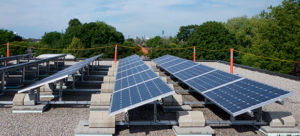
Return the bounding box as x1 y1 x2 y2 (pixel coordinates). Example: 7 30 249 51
0 0 282 39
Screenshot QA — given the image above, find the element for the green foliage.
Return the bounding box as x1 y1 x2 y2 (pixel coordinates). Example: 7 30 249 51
146 36 164 48
41 32 63 48
0 29 15 44
239 0 300 74
188 21 236 61
176 25 198 42
38 18 125 57
65 37 84 57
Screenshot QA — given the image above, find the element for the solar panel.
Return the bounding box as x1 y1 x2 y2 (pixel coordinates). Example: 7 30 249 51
116 64 149 80
154 55 178 65
152 55 291 117
110 78 174 115
152 54 171 63
203 79 291 116
159 58 186 69
110 54 175 115
18 54 102 93
0 53 35 62
0 54 66 72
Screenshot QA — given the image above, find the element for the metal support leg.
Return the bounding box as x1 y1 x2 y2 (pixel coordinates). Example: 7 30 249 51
1 72 5 91
256 107 263 122
36 64 39 77
154 100 158 123
63 57 65 67
36 88 40 103
59 80 63 101
125 111 129 127
22 67 25 82
46 61 50 73
72 74 75 89
81 69 84 81
55 59 58 70
17 58 20 64
230 116 235 121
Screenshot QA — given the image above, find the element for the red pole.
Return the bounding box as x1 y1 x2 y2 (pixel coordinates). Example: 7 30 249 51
230 48 233 74
7 42 10 63
114 44 117 64
193 46 196 62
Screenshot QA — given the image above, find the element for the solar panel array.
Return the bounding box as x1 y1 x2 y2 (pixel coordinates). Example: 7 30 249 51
153 55 291 117
0 54 66 72
18 54 102 93
0 53 35 62
109 55 175 115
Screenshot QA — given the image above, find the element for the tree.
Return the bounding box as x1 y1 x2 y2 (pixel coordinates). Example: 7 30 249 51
176 25 198 42
188 21 236 61
146 36 164 48
0 29 17 44
225 16 263 48
41 31 63 49
66 37 85 57
63 18 82 46
241 0 300 74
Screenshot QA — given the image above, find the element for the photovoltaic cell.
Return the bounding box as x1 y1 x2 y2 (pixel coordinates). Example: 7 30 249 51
110 54 175 115
166 60 196 73
203 79 291 116
18 54 102 93
152 55 291 117
110 78 174 115
159 58 185 69
174 64 215 81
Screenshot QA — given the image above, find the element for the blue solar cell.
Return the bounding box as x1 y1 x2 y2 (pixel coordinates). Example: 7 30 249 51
160 58 185 69
152 55 171 63
133 74 143 83
204 79 290 115
129 86 142 105
114 79 121 90
137 83 152 100
116 64 150 80
152 54 291 117
155 56 178 65
166 60 197 73
184 70 241 92
174 65 214 81
110 54 175 115
152 78 173 94
110 91 121 112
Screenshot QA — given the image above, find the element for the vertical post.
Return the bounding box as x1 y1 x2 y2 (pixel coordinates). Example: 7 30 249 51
22 67 25 82
1 72 5 91
230 48 234 74
81 69 84 81
36 88 40 103
193 46 196 62
46 61 50 73
55 59 58 70
153 100 158 123
36 64 39 77
256 107 263 122
114 44 117 64
59 80 63 101
62 57 65 68
6 42 10 63
72 74 75 89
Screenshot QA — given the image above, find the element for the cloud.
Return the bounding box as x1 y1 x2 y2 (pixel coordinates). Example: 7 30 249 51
0 0 282 38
